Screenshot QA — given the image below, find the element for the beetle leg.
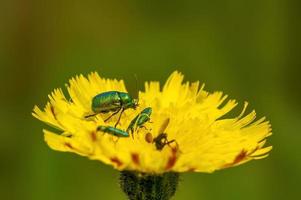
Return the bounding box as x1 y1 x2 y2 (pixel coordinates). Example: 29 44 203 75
104 108 121 122
136 125 148 132
114 108 125 127
84 113 97 119
131 131 134 139
128 127 134 139
132 115 141 137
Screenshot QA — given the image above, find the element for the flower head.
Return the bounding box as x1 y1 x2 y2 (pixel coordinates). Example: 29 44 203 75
33 71 272 173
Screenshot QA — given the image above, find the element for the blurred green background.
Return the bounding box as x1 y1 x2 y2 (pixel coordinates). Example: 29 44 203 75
0 0 300 199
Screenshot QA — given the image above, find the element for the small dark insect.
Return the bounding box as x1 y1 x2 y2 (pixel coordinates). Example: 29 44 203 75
153 133 177 151
145 118 178 151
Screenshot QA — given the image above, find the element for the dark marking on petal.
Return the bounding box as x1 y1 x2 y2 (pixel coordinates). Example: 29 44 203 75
64 142 74 150
110 157 123 167
91 131 97 141
223 148 258 168
233 150 247 164
188 167 196 172
224 150 248 168
165 155 177 170
64 142 93 156
131 153 140 165
165 149 178 170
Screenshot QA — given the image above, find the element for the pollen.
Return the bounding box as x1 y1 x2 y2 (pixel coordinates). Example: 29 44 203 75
32 71 272 173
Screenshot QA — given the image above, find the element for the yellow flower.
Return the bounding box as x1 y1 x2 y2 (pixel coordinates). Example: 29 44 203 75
32 71 272 174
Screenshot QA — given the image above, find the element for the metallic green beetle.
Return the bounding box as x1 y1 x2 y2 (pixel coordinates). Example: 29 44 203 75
86 91 138 127
97 125 129 137
127 107 152 137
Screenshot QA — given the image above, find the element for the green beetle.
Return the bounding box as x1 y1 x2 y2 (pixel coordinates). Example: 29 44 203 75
127 107 152 137
97 125 129 137
86 91 138 127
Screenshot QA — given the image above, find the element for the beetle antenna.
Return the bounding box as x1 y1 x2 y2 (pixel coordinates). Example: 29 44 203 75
134 73 139 104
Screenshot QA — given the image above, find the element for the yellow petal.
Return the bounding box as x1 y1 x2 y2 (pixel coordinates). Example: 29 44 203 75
33 71 272 174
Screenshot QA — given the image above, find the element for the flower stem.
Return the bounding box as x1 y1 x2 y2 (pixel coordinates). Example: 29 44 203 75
120 171 179 200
